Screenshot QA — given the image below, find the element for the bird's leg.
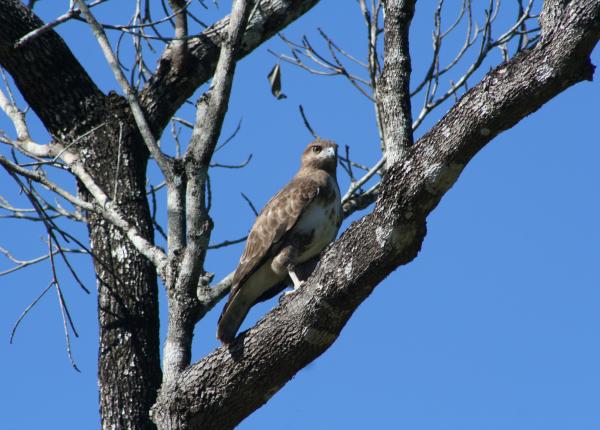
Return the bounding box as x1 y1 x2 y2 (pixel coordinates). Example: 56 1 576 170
284 266 305 296
289 267 305 289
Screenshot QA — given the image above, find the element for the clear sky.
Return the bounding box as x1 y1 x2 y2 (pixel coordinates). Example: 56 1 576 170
1 1 599 429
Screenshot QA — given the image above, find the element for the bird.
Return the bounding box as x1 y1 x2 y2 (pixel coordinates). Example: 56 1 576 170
217 139 342 344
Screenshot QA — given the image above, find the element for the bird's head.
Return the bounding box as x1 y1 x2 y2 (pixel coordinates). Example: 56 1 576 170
300 139 338 174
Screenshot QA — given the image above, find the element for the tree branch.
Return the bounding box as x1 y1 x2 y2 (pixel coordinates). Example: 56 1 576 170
74 0 173 177
0 0 105 137
140 0 322 134
152 1 600 427
540 0 570 40
0 148 168 274
0 83 169 275
377 0 416 165
168 0 189 60
159 0 254 389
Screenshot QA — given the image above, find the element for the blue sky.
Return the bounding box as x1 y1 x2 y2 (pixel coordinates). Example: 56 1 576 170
1 1 599 429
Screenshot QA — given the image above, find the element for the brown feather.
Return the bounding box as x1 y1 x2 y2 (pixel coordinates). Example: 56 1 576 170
217 139 341 343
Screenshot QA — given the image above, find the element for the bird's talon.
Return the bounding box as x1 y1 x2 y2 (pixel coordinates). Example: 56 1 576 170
284 281 305 296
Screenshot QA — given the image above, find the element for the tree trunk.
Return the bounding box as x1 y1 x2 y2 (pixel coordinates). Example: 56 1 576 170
85 97 162 430
0 3 161 429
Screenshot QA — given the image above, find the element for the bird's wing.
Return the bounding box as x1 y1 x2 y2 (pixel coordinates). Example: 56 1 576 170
232 175 320 289
217 176 321 343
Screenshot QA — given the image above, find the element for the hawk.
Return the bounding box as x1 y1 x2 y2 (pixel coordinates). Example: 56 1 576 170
217 139 342 344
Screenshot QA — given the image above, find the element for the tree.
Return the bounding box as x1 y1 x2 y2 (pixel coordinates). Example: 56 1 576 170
1 0 599 429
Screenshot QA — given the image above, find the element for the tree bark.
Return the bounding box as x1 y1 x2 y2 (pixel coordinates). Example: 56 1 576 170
87 97 162 430
151 1 600 428
378 0 416 164
0 0 103 136
0 3 161 429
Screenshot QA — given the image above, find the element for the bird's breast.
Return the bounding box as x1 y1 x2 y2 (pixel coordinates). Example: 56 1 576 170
293 182 342 263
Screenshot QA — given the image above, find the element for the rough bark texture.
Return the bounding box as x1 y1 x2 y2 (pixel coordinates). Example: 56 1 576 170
0 3 161 429
540 0 572 39
378 0 416 164
0 0 104 136
86 98 162 430
151 1 600 428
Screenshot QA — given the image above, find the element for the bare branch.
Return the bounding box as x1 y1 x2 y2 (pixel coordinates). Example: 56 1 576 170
73 0 173 177
9 280 53 343
159 0 254 386
0 154 90 210
0 149 168 275
0 246 86 277
411 0 538 130
14 0 108 48
195 271 234 317
215 118 243 152
272 34 374 101
0 191 84 223
0 87 166 274
208 236 247 249
49 237 80 372
168 0 189 63
377 0 416 164
5 173 89 294
210 154 252 169
140 0 322 132
341 156 385 202
0 82 51 158
298 104 318 138
342 182 379 218
240 192 259 216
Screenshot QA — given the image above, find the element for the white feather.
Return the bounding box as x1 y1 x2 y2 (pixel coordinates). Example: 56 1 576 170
295 176 341 262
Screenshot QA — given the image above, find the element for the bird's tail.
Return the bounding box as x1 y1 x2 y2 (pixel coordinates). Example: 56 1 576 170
217 287 252 344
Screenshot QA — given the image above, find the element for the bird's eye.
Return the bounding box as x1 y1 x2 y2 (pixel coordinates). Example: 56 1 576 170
312 145 322 153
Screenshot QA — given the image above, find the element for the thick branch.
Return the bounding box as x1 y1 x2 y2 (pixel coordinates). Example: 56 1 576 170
140 0 321 133
540 0 571 39
160 0 254 388
0 0 104 137
378 0 416 164
168 0 189 59
151 1 600 428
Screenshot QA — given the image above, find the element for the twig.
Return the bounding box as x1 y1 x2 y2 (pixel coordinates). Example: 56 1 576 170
341 156 385 203
240 192 259 216
298 105 318 138
0 246 86 277
50 236 80 372
208 236 247 249
210 154 252 169
215 119 243 152
15 0 108 48
9 281 54 344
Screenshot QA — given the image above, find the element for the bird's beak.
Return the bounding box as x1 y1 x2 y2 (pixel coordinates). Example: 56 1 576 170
324 146 336 158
